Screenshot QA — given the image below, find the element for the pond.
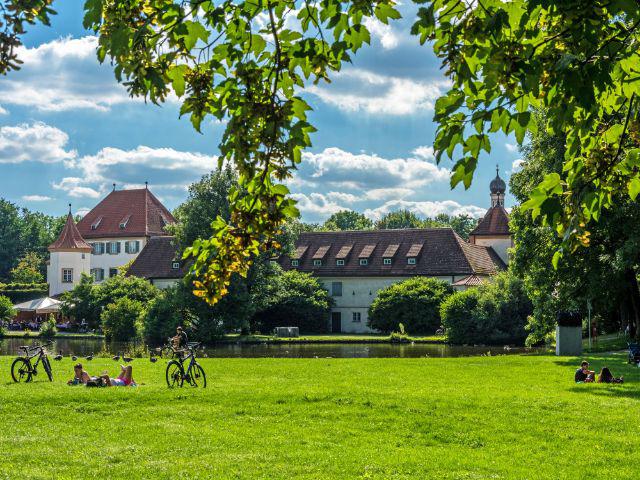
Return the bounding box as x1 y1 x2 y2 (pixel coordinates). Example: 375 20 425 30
0 336 549 358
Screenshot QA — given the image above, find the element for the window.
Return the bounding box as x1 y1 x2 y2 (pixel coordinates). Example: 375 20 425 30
291 259 299 267
91 268 104 281
383 258 392 265
336 259 345 266
407 257 416 265
119 215 131 229
352 312 362 323
61 268 73 283
91 242 105 255
172 262 181 269
359 259 368 266
331 282 343 297
106 241 121 255
81 253 86 260
109 268 119 278
90 217 103 230
313 259 322 266
125 240 140 254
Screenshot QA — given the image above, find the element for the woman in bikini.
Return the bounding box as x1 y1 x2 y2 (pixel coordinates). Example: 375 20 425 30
101 365 135 387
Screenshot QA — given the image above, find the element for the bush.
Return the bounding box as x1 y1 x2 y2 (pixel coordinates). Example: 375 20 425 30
368 277 454 334
0 295 15 323
253 269 333 334
39 314 57 338
441 272 532 345
0 284 48 304
143 285 196 344
101 297 145 341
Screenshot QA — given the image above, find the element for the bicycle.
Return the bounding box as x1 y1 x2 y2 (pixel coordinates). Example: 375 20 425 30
165 342 206 388
11 341 54 383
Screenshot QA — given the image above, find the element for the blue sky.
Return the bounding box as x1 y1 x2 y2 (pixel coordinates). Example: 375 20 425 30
0 4 522 221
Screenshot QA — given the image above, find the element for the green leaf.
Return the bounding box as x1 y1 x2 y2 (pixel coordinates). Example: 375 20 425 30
83 0 103 29
628 177 640 200
167 65 188 97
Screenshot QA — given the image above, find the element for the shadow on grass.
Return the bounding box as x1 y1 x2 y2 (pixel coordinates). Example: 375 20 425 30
552 352 629 368
568 385 640 401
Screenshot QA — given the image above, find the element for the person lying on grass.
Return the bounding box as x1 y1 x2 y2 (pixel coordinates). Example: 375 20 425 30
575 361 596 383
67 363 91 385
100 365 136 387
597 367 624 384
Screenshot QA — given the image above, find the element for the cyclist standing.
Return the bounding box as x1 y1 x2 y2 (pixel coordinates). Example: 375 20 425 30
172 326 188 351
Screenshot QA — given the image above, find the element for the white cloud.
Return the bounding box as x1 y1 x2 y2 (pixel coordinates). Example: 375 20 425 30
300 147 450 189
411 146 435 161
364 18 400 49
22 195 53 202
363 188 414 201
0 105 8 115
505 143 519 153
325 191 360 204
291 192 348 217
52 177 101 199
0 122 77 164
0 36 135 112
511 159 525 173
364 200 486 220
306 69 449 115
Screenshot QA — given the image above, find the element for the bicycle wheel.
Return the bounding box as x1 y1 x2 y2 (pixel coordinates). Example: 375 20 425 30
11 357 32 383
166 360 184 388
189 364 206 388
43 357 53 382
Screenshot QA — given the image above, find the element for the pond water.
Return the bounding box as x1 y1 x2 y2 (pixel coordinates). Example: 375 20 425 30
0 337 549 358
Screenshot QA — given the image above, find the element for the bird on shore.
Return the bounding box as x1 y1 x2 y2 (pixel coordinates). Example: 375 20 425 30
53 350 63 361
149 353 158 363
71 355 77 361
112 352 120 361
85 353 93 361
122 355 133 363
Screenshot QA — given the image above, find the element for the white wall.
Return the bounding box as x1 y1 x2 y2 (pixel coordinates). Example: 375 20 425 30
151 278 180 289
48 251 91 297
88 237 148 281
320 275 466 334
473 236 512 265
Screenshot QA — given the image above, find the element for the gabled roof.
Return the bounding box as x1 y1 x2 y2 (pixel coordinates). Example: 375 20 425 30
470 205 510 236
279 228 505 277
127 236 189 280
452 275 486 287
48 213 92 252
76 188 175 239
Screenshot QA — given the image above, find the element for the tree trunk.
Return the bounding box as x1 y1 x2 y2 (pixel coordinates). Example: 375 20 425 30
624 269 640 338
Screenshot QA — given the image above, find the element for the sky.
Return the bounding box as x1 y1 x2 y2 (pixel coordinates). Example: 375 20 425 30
0 4 522 222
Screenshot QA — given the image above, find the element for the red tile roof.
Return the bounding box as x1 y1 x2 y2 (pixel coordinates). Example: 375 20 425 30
452 275 486 287
470 205 510 236
49 213 92 252
279 228 505 277
127 236 189 279
77 188 175 239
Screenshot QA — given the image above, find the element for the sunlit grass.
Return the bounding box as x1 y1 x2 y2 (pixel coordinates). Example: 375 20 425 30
0 353 638 479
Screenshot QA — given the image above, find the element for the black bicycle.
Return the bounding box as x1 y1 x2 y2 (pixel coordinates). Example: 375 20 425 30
11 341 54 383
165 342 206 388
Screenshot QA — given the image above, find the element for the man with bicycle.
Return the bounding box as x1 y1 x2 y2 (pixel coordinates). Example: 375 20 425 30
172 326 188 355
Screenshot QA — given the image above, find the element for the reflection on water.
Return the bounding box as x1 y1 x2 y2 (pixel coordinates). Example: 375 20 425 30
0 337 548 358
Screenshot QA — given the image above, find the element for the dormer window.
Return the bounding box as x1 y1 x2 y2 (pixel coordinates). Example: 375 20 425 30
383 258 392 265
408 257 417 265
291 259 299 267
119 215 131 229
172 261 180 269
359 259 368 266
336 259 345 266
91 216 103 230
313 259 322 267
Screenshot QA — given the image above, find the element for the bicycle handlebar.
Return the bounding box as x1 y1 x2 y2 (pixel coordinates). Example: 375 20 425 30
18 340 53 352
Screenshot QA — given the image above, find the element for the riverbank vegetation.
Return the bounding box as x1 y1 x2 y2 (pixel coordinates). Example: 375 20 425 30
0 354 638 479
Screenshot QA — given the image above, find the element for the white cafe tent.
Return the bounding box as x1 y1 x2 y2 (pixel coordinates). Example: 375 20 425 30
13 297 62 314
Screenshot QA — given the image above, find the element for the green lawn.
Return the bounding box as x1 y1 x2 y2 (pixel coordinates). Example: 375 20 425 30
0 353 638 479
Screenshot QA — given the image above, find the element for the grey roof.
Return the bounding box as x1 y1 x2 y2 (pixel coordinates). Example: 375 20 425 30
127 236 188 280
278 228 505 277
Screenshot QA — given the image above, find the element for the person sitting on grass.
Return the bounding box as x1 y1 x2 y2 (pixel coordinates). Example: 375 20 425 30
597 367 624 384
100 365 135 387
67 363 91 385
575 361 596 383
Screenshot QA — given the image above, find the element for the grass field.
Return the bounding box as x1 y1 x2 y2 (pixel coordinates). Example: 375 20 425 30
0 353 638 479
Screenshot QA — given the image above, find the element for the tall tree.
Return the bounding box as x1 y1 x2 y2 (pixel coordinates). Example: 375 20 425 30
322 210 372 231
10 252 44 284
0 199 24 281
375 210 424 230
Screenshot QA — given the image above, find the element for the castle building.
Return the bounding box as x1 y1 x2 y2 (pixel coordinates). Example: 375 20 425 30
47 186 175 297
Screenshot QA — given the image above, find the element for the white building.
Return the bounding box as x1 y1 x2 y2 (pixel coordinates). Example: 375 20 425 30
47 187 175 296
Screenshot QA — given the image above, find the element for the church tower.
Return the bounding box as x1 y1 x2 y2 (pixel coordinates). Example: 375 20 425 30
47 207 92 297
468 168 512 265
